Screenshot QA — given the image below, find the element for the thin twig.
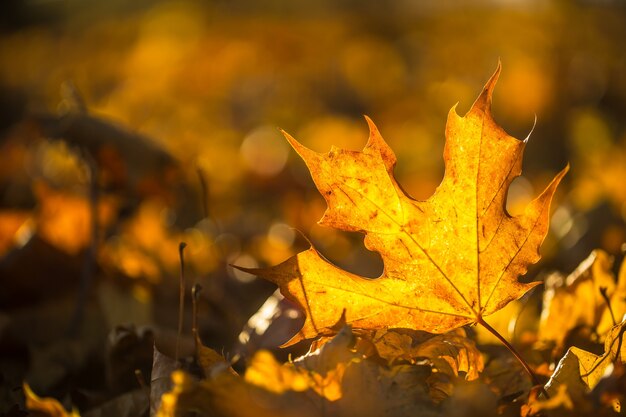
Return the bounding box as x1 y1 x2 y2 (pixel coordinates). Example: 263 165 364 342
599 286 617 326
134 369 147 389
196 167 210 221
192 284 202 335
175 242 187 363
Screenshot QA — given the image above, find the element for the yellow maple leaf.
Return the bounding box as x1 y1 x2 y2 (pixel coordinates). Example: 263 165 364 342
239 64 567 345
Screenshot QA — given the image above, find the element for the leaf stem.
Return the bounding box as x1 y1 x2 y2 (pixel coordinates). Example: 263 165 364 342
176 242 187 363
476 316 549 398
192 283 202 337
196 167 210 221
599 286 617 326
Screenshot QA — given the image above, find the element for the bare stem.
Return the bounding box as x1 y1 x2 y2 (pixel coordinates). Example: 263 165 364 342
176 242 187 363
192 284 202 340
196 167 210 221
477 316 549 398
599 286 617 326
134 369 147 389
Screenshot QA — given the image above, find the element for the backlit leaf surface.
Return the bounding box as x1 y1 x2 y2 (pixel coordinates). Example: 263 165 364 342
240 64 567 344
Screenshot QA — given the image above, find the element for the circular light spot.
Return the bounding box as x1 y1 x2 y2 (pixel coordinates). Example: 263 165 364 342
229 254 258 283
267 222 296 249
240 126 288 176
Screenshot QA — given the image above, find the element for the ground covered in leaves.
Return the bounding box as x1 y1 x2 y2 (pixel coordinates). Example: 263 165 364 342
1 1 626 417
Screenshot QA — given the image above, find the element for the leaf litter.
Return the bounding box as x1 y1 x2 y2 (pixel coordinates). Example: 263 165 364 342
10 65 626 417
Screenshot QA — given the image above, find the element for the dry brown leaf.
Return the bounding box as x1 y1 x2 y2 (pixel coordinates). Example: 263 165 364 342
238 64 567 345
82 388 149 417
150 345 178 416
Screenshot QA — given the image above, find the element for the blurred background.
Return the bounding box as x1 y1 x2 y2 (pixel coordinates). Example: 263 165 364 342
0 0 625 408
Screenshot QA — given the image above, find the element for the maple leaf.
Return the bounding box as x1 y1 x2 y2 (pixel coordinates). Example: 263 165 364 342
238 64 567 345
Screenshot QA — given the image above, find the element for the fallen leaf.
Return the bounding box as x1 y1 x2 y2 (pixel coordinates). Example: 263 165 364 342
82 388 149 417
23 383 79 417
540 250 626 348
157 369 321 417
545 347 596 399
150 345 178 417
520 385 575 417
157 328 439 417
589 361 625 413
544 319 626 413
245 350 315 395
409 328 484 380
370 328 484 380
333 360 437 417
293 325 359 377
238 64 567 344
245 326 358 401
195 332 236 378
481 354 532 404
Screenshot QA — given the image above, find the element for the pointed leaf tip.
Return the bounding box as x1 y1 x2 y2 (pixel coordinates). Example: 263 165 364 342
470 62 502 113
363 115 396 167
364 115 381 148
553 163 570 183
364 115 377 133
280 129 319 163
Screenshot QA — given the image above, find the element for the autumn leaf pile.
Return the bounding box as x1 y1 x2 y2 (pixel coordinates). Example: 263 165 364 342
159 66 624 416
4 64 626 417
